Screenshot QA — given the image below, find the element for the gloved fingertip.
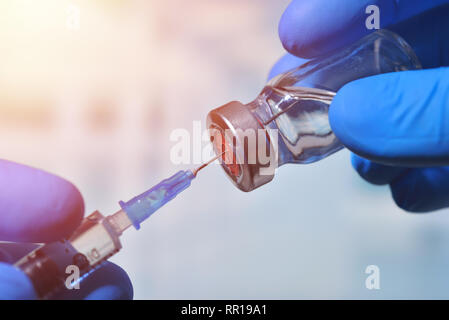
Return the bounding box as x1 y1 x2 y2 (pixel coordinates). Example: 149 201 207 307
351 154 408 185
389 167 449 213
278 0 316 58
390 179 422 213
0 263 36 300
278 0 370 58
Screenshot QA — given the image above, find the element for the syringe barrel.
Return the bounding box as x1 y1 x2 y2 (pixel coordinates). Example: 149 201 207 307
15 211 122 299
14 170 195 298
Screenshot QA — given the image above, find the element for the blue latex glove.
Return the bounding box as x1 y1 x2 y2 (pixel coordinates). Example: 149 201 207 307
270 0 449 212
0 159 133 299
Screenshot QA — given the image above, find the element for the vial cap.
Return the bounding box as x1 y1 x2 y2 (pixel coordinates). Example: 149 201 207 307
207 101 275 192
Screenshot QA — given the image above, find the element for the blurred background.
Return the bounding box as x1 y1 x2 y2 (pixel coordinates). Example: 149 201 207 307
2 0 449 299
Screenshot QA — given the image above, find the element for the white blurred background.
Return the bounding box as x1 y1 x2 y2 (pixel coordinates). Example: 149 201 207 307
2 0 449 299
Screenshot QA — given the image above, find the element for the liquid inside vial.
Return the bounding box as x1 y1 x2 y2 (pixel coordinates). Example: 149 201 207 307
212 129 240 178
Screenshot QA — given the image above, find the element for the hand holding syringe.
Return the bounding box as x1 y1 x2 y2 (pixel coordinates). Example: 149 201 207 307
15 153 223 299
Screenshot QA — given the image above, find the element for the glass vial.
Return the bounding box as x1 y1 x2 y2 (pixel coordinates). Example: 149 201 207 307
207 30 422 192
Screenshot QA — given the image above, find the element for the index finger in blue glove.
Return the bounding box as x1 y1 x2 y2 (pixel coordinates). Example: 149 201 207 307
0 160 84 243
279 0 449 59
329 67 449 167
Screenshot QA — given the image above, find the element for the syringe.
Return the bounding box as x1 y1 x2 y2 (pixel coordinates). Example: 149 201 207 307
14 154 222 299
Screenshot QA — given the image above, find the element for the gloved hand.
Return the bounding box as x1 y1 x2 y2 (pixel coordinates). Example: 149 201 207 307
0 159 133 299
270 0 449 212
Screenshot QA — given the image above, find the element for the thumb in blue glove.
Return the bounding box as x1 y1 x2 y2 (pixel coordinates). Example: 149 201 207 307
331 67 449 212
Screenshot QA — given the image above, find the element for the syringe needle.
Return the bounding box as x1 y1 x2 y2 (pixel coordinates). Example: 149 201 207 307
116 152 225 230
192 152 224 177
